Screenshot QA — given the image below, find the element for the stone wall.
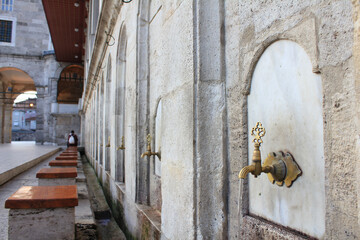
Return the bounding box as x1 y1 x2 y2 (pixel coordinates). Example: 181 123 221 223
50 114 81 146
0 0 51 55
11 130 35 141
82 0 360 239
225 0 359 239
0 0 80 145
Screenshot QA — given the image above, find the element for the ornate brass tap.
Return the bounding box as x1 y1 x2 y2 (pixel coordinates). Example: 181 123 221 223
238 122 302 187
106 136 111 147
117 136 125 150
239 122 271 179
140 134 161 159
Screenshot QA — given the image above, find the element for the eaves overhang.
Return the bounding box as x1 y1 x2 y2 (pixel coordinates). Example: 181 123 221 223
42 0 87 63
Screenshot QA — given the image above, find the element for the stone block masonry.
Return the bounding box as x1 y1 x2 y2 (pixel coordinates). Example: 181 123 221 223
5 185 78 240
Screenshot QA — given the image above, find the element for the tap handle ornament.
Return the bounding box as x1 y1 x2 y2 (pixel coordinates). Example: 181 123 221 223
146 134 152 149
251 122 266 146
117 136 125 150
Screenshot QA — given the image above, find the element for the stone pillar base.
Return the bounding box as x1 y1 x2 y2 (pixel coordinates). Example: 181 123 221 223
38 178 76 186
8 207 75 240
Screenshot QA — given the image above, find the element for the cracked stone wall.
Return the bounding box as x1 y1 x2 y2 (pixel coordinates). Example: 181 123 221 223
83 0 360 239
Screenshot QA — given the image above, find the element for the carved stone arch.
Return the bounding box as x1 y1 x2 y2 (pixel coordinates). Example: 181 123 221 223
244 40 325 238
0 67 36 100
117 23 127 64
0 62 38 85
99 72 105 165
153 97 162 176
106 55 112 83
104 56 112 172
115 22 127 182
244 28 319 96
0 66 36 143
53 62 69 80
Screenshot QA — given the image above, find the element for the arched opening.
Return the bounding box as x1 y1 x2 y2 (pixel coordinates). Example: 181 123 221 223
0 67 36 143
99 74 104 165
96 82 100 162
57 65 84 104
115 24 127 183
105 55 112 172
247 40 324 238
12 91 37 141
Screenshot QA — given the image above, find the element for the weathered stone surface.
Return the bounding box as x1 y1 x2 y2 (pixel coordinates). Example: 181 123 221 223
38 178 76 186
8 207 75 240
81 0 360 239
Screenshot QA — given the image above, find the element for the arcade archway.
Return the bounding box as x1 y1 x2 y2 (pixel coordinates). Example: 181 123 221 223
0 67 36 143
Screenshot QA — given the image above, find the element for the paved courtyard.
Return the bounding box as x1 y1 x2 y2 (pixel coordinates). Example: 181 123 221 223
0 143 62 240
0 142 60 177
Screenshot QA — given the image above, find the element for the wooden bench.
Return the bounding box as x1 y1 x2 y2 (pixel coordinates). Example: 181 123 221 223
60 153 78 156
36 167 77 186
49 160 78 167
56 156 78 160
5 185 78 240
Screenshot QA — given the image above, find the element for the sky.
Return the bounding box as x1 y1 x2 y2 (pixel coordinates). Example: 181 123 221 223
14 91 37 103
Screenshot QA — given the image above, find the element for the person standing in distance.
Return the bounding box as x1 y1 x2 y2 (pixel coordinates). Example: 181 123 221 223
67 130 78 147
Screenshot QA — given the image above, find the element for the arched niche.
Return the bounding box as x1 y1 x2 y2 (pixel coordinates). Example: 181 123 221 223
115 23 127 182
57 65 84 103
154 99 162 176
99 73 105 165
247 40 325 238
105 55 112 172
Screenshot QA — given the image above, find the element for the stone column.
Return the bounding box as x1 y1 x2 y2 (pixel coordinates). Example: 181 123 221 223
35 86 45 144
136 0 150 205
1 102 13 143
49 78 58 143
79 110 85 147
194 0 227 238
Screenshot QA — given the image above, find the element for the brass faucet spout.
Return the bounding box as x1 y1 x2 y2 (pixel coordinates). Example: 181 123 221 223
117 136 125 150
141 152 150 158
239 165 255 179
141 134 161 160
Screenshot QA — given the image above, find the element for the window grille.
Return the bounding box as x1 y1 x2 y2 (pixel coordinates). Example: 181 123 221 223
1 0 13 11
0 20 12 42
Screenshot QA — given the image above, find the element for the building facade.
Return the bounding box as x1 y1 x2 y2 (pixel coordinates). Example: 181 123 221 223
79 0 360 239
0 0 82 145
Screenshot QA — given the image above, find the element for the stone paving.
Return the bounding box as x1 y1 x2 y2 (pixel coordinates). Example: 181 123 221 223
0 149 62 240
0 141 60 185
0 143 126 239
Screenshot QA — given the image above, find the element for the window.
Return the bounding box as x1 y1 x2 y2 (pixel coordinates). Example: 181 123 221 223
0 16 16 46
1 0 13 11
0 19 12 42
